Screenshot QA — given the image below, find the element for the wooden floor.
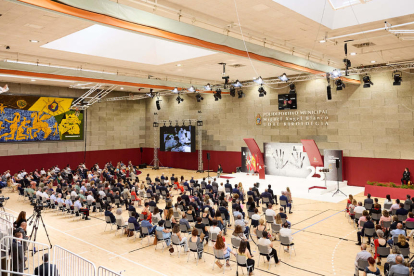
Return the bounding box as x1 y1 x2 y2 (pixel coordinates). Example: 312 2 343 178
4 168 374 276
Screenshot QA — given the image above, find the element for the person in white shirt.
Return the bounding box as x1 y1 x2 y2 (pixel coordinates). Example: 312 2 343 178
41 188 49 200
257 230 280 264
265 204 276 222
40 168 46 175
390 199 401 212
98 189 106 199
36 188 43 199
74 197 90 220
70 189 78 198
279 222 293 252
251 208 261 221
209 220 222 236
354 202 366 214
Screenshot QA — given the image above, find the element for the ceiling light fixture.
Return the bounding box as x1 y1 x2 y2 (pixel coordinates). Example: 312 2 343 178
31 79 36 82
371 60 376 63
279 73 289 82
29 40 39 43
187 86 196 93
172 87 179 93
232 80 242 88
362 74 373 88
214 88 222 101
146 88 155 98
204 83 212 91
120 87 124 90
258 85 266 97
176 64 182 67
335 79 345 90
331 69 341 78
238 90 245 98
350 52 357 56
393 70 402 86
320 40 326 43
253 76 263 85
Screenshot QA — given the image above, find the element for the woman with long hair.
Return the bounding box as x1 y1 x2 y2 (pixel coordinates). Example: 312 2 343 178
213 234 232 268
14 211 26 228
347 194 353 213
238 240 255 275
165 208 177 228
174 177 184 194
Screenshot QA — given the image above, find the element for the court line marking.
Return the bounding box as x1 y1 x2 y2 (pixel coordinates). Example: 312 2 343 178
64 223 102 233
292 209 344 235
6 207 167 276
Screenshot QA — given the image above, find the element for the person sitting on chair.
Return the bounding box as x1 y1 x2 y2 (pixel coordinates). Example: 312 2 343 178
238 240 255 276
356 215 374 245
217 164 223 178
257 230 280 265
389 255 411 276
402 168 410 185
279 222 293 252
105 206 116 223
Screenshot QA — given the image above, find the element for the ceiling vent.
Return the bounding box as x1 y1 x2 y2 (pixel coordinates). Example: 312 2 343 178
352 42 376 48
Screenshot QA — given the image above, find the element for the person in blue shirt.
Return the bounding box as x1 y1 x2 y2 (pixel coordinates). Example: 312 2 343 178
105 206 116 223
396 203 409 217
128 211 141 231
261 189 274 205
141 214 156 235
190 177 195 185
128 202 136 213
280 192 292 214
155 220 172 246
183 180 193 195
232 184 244 203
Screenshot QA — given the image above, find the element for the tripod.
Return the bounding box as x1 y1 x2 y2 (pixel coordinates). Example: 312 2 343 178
27 208 53 251
332 161 346 197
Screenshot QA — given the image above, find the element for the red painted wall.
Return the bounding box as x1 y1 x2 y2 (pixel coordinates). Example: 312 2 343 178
2 147 410 188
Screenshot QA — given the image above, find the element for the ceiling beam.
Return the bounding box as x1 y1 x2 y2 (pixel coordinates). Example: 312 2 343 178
8 0 361 84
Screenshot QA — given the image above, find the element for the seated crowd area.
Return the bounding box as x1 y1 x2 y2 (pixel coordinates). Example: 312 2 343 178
348 193 414 276
3 161 298 275
7 162 414 275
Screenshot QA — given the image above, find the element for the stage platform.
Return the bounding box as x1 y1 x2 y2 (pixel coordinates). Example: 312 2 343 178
197 172 364 203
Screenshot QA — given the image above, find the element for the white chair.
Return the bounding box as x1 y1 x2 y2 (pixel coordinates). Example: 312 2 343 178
279 236 296 258
212 248 231 274
115 218 127 236
236 254 253 275
127 223 139 240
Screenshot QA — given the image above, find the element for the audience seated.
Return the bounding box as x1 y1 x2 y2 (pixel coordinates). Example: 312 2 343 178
364 257 380 276
373 230 387 266
238 240 255 276
389 255 411 276
356 215 374 245
213 234 233 268
354 244 371 276
257 230 280 265
279 222 293 252
388 223 405 245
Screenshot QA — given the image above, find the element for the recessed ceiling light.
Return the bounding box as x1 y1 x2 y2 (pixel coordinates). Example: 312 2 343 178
320 40 326 43
31 79 36 82
29 40 39 43
371 60 376 63
176 64 182 67
120 87 124 90
350 52 357 56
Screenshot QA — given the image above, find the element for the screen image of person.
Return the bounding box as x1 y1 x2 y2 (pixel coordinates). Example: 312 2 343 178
164 127 191 152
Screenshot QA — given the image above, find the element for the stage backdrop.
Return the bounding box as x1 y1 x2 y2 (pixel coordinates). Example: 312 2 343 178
241 147 256 173
0 95 84 142
263 142 311 178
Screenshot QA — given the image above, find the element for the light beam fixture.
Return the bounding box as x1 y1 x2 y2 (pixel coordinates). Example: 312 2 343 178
229 86 236 97
253 76 263 85
232 80 243 88
258 85 266 97
335 79 345 90
204 83 212 91
196 93 204 102
393 70 402 86
214 88 222 101
238 90 245 98
172 87 179 93
187 86 196 93
362 74 373 88
289 83 296 94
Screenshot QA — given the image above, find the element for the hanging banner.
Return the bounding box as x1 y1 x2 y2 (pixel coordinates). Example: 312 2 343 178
0 95 84 142
323 150 343 181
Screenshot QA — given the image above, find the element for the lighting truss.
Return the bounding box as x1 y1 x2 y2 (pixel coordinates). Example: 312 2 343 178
71 84 116 110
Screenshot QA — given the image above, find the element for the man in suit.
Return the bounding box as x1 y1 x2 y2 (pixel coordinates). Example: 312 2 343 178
405 195 413 211
128 202 136 213
267 184 278 205
200 178 207 192
34 253 59 276
11 232 25 275
356 216 374 245
212 178 218 190
252 183 260 198
224 180 232 194
364 194 373 207
280 192 292 214
396 203 409 218
105 206 116 223
261 189 274 205
145 174 151 184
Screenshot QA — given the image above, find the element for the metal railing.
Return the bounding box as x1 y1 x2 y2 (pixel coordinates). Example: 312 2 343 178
53 245 96 276
0 211 16 224
0 236 51 276
97 266 123 276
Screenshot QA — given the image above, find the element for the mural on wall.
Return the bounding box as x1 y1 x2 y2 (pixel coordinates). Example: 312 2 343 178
0 95 84 142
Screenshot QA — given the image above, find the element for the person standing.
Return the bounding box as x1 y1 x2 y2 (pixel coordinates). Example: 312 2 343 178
402 168 411 184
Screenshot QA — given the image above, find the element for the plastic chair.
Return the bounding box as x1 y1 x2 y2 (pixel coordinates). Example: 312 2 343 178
376 246 390 258
180 224 191 236
363 228 375 244
236 254 253 275
384 203 392 210
115 218 127 236
399 247 410 259
357 259 368 274
257 244 276 270
171 234 185 257
398 215 407 222
212 248 231 274
279 236 296 258
155 230 170 252
364 203 372 210
127 223 139 240
104 216 116 231
187 240 205 265
231 237 241 249
141 226 155 245
271 223 281 240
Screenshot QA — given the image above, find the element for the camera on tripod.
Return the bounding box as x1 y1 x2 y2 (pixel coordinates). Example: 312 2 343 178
0 196 9 207
34 204 44 213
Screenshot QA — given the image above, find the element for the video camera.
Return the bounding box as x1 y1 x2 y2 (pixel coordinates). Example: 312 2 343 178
0 196 10 207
